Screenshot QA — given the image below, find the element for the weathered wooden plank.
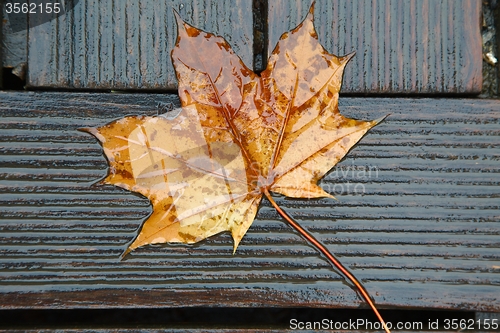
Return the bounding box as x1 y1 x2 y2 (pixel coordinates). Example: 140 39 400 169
27 0 254 89
0 92 499 313
1 5 27 82
268 0 483 94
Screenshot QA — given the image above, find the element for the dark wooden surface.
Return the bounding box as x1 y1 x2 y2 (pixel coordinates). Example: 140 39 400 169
1 6 27 70
23 0 483 94
27 0 254 89
0 92 499 314
269 0 482 94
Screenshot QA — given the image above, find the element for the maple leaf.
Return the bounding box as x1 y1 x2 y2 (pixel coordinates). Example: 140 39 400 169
82 4 389 332
84 8 381 253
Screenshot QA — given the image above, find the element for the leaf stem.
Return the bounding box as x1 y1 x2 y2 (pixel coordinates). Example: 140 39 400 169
263 189 391 333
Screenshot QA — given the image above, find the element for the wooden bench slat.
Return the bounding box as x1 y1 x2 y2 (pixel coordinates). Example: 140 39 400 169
268 0 482 94
21 0 483 94
26 0 254 90
0 92 499 312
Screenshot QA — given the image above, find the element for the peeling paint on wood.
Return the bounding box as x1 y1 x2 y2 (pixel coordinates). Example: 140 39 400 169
27 0 254 90
0 92 499 311
268 0 483 94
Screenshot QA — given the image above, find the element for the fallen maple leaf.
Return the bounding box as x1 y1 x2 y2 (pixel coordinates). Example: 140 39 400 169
82 4 389 332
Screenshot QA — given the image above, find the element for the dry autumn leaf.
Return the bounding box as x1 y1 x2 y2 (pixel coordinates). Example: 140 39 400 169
82 4 389 332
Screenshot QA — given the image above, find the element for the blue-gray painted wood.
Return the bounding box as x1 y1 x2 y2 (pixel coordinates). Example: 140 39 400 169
27 0 254 90
1 8 27 69
268 0 483 94
0 92 499 311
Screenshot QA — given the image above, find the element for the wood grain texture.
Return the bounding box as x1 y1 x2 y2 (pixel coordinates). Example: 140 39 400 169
0 92 499 312
27 0 254 89
1 9 27 69
268 0 483 94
